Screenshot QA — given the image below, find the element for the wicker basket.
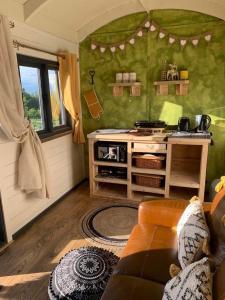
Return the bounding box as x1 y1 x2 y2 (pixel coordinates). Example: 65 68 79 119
133 154 165 169
134 174 164 188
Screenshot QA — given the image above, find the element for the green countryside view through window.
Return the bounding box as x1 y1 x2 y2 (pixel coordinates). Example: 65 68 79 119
19 66 66 131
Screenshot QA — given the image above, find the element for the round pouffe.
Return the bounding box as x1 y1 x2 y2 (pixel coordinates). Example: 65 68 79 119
48 247 119 300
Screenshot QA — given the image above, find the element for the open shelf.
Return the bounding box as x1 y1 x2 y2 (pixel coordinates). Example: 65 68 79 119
169 186 199 200
95 176 128 185
94 161 128 168
171 144 202 160
93 183 127 200
132 167 166 176
169 144 201 188
132 184 165 195
170 169 200 188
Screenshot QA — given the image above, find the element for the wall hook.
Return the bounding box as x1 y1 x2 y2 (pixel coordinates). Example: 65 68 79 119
9 21 15 28
89 70 95 85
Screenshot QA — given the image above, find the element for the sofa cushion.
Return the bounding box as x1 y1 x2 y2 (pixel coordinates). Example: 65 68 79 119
114 224 179 284
163 257 212 300
177 198 210 269
213 258 225 300
101 274 164 300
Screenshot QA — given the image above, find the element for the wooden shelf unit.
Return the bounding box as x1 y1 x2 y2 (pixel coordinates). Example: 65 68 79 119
153 80 189 96
88 132 210 202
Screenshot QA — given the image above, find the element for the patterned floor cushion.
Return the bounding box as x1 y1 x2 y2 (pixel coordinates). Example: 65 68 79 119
48 247 119 300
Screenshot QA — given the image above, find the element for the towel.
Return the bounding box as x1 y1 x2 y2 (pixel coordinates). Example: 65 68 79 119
215 176 225 192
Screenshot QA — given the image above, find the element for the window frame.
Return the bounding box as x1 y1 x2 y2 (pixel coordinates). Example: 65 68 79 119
17 54 71 140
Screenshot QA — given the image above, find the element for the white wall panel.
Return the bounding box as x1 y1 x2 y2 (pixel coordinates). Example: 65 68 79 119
0 20 84 242
0 134 85 241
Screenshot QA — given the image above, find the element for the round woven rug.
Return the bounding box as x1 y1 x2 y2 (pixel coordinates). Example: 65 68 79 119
48 246 119 300
80 203 138 247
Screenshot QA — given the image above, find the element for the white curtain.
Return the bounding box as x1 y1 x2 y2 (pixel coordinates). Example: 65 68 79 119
0 16 49 198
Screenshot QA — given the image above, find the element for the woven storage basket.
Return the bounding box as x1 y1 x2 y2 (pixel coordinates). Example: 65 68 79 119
134 174 164 188
133 154 165 169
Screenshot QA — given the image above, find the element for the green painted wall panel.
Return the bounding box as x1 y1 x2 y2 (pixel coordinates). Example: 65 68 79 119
79 9 225 185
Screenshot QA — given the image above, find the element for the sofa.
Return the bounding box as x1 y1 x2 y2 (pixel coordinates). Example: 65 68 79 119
101 188 225 300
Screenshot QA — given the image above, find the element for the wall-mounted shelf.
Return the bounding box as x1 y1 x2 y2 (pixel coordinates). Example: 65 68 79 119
108 82 141 97
153 80 189 96
108 82 141 87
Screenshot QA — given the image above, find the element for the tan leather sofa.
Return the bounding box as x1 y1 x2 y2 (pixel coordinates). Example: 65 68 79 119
101 188 225 300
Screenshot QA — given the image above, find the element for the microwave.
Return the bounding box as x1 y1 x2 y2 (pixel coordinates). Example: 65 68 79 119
94 141 127 163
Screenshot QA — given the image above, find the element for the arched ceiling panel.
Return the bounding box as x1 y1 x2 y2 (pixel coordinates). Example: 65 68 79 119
7 0 225 42
24 0 48 21
77 0 225 41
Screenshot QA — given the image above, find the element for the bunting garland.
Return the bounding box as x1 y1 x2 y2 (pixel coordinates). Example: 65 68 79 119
90 17 212 54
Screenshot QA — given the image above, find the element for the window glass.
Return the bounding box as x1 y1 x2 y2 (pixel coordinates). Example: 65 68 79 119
18 55 71 138
19 66 45 131
48 69 66 127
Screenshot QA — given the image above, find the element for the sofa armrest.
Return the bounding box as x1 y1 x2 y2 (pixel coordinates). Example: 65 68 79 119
138 199 212 228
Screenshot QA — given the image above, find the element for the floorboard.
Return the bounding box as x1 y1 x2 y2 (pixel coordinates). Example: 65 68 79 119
0 182 127 300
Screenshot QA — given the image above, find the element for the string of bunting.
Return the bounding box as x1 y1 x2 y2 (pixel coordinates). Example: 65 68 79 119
90 17 212 53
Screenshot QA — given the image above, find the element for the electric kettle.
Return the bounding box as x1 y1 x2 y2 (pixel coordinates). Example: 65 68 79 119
178 117 190 132
195 115 211 132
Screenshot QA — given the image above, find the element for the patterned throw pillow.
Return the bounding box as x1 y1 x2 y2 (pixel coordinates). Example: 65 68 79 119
177 198 210 269
163 257 212 300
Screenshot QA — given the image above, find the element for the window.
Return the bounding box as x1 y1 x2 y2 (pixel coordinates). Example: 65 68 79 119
18 55 70 138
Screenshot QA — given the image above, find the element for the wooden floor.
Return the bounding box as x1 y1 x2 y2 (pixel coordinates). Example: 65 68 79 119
0 182 125 300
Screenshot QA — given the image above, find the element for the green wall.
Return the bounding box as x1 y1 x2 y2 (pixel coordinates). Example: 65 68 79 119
79 9 225 185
